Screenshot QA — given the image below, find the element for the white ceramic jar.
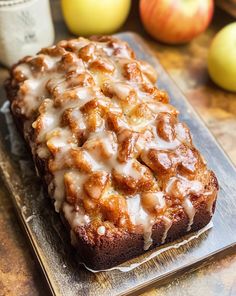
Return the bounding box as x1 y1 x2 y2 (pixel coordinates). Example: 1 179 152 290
0 0 54 67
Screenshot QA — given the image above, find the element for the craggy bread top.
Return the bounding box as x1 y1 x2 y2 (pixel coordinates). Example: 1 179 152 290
7 36 218 250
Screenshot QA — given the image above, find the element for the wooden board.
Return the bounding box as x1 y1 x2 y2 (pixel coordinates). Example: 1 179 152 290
0 32 236 296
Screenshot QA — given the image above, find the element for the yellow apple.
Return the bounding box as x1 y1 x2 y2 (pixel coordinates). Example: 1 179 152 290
208 22 236 92
61 0 131 36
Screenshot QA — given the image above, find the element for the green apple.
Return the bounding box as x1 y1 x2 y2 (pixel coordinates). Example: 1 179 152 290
208 22 236 92
61 0 131 36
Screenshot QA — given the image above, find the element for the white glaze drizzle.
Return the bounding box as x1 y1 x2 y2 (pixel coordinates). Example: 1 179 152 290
127 195 155 250
52 170 67 212
115 160 142 179
166 176 203 197
165 176 202 232
182 197 196 232
63 202 90 228
161 216 173 244
154 192 166 210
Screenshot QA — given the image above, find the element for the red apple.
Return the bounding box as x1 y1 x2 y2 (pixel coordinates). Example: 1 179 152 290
140 0 214 44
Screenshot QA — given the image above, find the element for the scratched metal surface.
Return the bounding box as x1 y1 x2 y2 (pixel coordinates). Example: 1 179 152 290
0 32 236 296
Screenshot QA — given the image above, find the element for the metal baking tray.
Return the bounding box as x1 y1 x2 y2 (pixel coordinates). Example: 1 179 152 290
0 32 236 296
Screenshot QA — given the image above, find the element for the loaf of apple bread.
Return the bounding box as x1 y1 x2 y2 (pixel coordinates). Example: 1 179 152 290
5 36 218 270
